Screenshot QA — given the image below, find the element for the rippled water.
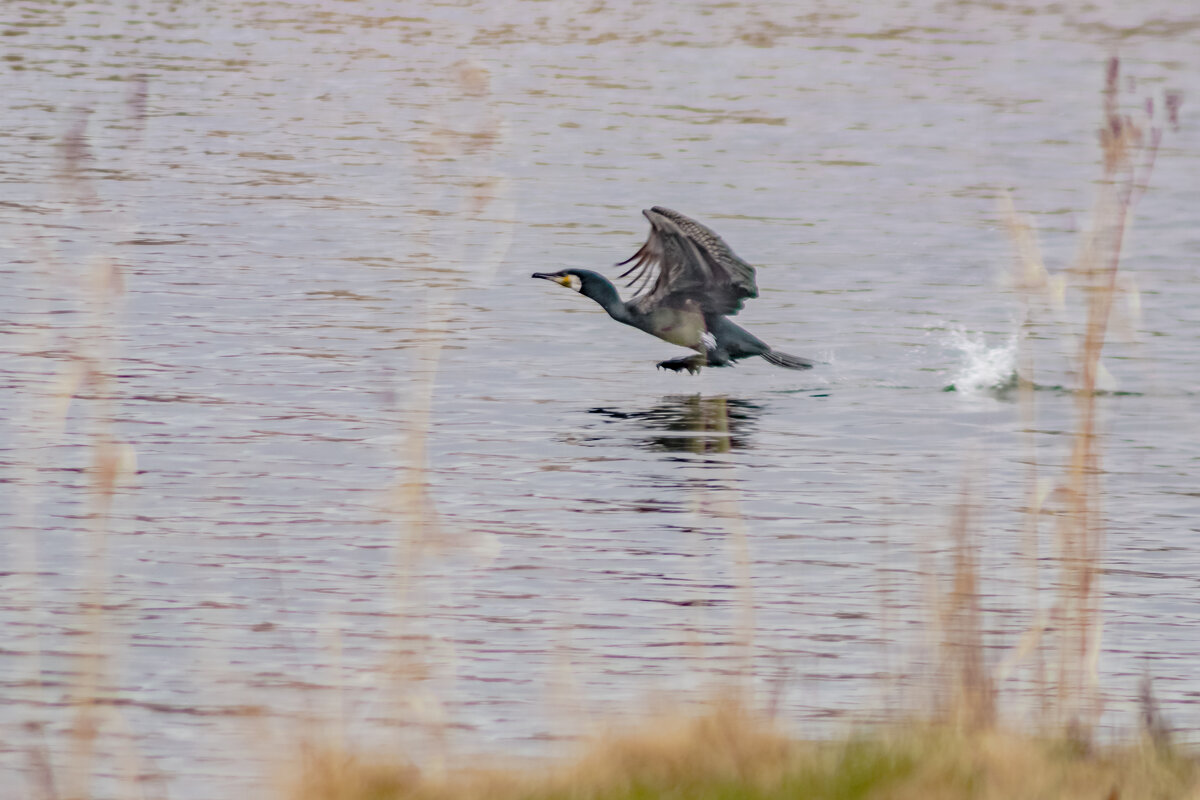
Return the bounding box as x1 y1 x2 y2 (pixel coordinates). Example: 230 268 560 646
2 1 1199 796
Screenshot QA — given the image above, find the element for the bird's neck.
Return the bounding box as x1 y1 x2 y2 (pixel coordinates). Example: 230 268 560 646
581 278 634 325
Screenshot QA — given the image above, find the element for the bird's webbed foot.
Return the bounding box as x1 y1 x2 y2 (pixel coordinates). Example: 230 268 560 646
656 355 705 375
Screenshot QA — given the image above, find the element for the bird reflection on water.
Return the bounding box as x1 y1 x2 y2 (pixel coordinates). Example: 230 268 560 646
586 394 763 454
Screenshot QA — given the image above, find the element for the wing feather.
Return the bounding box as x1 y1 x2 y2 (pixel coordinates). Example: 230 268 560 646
615 207 759 317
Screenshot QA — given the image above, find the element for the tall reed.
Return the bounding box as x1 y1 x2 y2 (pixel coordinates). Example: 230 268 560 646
998 57 1179 737
19 89 147 799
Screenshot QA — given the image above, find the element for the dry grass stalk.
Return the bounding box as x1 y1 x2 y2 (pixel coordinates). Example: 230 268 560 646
1000 195 1053 719
1001 58 1179 735
14 77 154 800
381 57 514 766
57 111 131 800
1053 57 1172 735
932 475 995 731
691 397 757 688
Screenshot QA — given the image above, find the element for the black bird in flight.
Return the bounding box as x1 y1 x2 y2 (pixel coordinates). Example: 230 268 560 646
533 207 814 374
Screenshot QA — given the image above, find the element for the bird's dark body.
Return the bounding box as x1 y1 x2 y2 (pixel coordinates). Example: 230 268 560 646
533 207 813 374
701 314 771 365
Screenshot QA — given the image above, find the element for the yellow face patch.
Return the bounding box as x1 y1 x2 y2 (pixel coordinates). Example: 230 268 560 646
558 274 582 291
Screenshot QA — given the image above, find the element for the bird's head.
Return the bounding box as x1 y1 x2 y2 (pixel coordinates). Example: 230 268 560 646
532 271 609 296
531 270 584 292
532 269 622 312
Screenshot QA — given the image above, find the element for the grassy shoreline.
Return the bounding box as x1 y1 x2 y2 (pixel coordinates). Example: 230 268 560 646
289 702 1196 800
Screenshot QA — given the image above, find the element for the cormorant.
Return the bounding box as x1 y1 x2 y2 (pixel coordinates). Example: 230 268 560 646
532 206 814 374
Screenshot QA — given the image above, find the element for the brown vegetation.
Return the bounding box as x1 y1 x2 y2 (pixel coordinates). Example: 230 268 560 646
289 701 1195 800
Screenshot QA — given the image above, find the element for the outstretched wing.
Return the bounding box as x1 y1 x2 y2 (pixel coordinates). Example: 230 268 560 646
616 207 759 317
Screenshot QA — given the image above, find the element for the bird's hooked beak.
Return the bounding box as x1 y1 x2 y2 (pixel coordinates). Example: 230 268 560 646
532 272 576 289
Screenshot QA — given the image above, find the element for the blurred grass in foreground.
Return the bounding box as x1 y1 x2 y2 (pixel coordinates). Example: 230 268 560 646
290 701 1195 800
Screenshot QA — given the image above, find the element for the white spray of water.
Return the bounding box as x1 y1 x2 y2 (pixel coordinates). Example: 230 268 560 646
944 329 1019 397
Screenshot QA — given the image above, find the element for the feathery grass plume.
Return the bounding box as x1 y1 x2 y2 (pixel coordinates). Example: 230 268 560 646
998 57 1179 739
382 56 515 773
1053 57 1174 736
56 105 143 800
16 71 171 800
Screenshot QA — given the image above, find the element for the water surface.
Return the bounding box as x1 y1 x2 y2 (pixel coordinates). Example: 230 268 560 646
2 1 1199 797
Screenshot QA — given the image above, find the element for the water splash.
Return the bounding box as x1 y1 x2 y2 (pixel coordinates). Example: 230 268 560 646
942 330 1019 398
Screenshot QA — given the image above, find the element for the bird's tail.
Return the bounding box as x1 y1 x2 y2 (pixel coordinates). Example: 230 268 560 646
761 349 814 370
